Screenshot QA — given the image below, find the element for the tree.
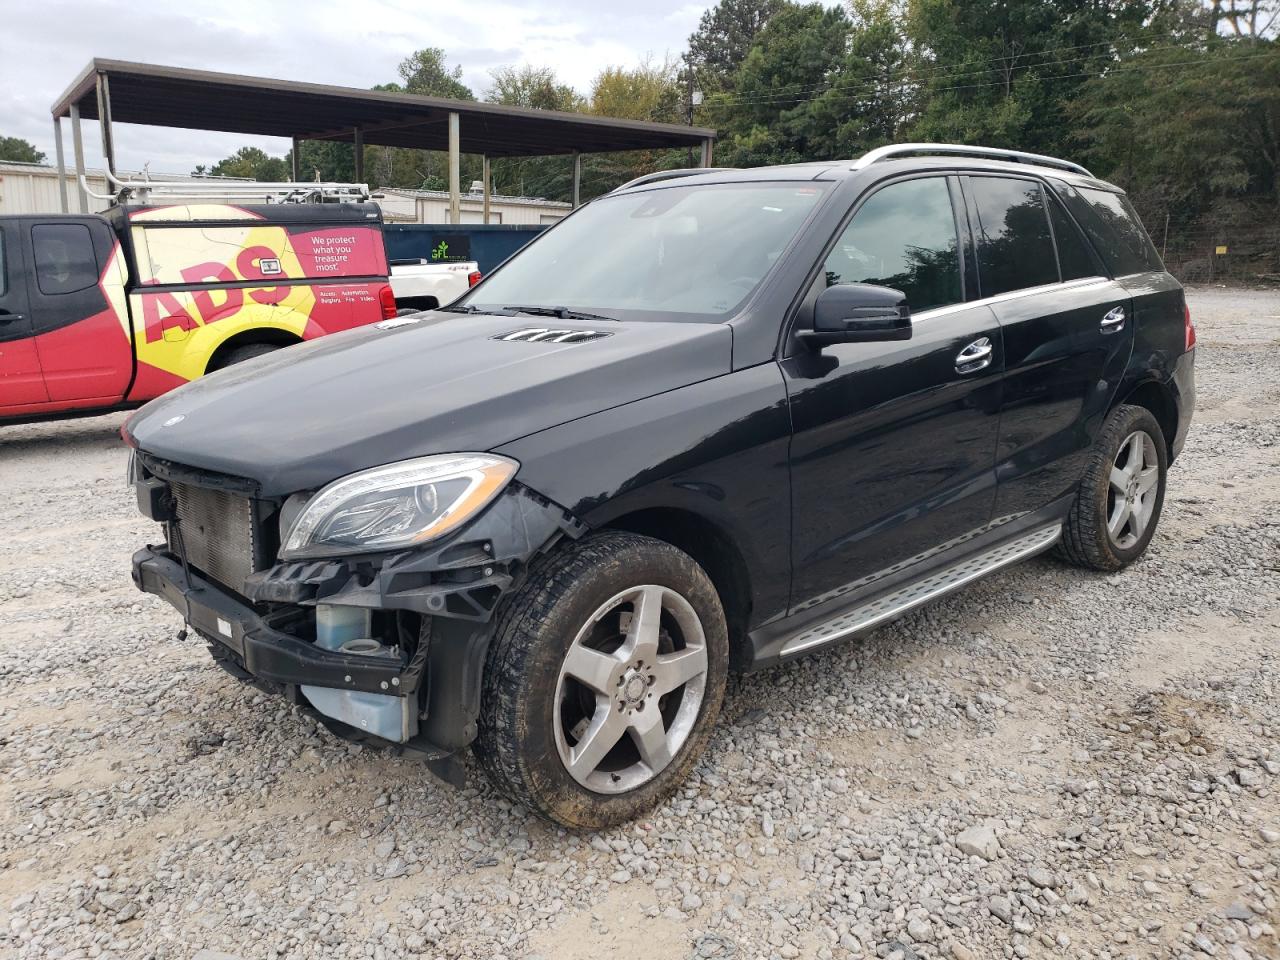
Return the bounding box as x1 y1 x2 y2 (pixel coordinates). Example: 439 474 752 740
487 65 584 111
393 48 474 100
206 145 289 181
0 135 45 164
590 57 683 122
686 0 786 91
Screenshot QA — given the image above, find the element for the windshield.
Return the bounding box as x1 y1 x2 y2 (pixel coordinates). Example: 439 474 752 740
460 181 829 322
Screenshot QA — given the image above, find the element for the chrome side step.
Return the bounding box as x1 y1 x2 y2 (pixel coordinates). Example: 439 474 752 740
779 524 1062 657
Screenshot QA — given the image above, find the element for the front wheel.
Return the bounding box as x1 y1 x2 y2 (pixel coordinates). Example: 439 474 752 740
475 531 728 829
1057 404 1168 571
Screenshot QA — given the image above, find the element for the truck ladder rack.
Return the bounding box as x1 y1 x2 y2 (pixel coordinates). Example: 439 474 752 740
95 170 372 205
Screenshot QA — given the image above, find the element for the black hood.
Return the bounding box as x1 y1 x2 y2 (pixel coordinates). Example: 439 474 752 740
125 312 732 496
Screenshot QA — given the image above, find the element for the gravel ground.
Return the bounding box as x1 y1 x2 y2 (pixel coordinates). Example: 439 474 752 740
1 285 1277 960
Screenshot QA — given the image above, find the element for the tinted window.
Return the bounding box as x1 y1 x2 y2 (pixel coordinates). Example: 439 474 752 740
0 233 6 296
32 223 98 296
824 177 961 311
464 182 827 321
968 177 1058 297
1064 186 1163 275
1046 194 1098 280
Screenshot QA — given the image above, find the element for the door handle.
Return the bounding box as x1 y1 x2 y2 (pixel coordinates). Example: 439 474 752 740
955 337 993 374
1100 305 1126 331
0 312 24 324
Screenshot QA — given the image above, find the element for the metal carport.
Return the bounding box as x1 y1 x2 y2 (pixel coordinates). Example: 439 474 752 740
50 58 717 219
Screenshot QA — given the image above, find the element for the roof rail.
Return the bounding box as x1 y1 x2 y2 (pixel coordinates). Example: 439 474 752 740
99 169 372 205
852 143 1092 177
614 167 732 192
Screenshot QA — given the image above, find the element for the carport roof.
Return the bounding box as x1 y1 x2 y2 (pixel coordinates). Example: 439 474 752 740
51 59 717 158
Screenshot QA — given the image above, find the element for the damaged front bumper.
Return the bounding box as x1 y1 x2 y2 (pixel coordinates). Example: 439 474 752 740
131 479 583 778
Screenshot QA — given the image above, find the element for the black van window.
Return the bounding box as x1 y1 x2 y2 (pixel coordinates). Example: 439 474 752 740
1064 188 1167 276
968 177 1058 297
825 177 962 312
1046 195 1098 281
32 223 99 296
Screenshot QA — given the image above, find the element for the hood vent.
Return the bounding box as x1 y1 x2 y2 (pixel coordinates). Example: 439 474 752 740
494 327 612 344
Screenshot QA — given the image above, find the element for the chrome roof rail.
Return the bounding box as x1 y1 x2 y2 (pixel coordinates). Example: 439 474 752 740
852 143 1092 177
613 168 732 192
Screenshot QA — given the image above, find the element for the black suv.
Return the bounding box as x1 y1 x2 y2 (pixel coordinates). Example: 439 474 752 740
128 144 1196 828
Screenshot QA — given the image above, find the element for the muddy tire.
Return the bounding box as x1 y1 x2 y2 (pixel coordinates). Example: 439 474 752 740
1056 404 1168 572
474 531 728 829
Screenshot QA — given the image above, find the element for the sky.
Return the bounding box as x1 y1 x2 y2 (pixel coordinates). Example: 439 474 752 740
0 0 709 174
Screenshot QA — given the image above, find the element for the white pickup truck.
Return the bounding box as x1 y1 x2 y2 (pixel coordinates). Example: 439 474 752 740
389 259 482 311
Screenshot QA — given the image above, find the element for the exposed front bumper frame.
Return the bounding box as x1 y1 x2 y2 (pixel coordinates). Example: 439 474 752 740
132 547 412 697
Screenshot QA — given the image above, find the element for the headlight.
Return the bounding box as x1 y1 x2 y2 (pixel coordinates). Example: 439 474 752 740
280 454 518 558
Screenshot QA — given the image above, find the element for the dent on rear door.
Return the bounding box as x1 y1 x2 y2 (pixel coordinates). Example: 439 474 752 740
990 279 1135 519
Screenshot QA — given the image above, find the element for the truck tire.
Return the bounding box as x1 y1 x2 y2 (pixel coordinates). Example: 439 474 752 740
1056 404 1168 572
475 531 729 829
212 343 281 371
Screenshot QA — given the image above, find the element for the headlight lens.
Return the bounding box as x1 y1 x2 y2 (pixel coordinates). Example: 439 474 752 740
280 454 518 558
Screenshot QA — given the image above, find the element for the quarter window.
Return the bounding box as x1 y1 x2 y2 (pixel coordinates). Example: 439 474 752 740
1046 194 1098 281
824 177 962 312
32 223 99 296
968 177 1058 297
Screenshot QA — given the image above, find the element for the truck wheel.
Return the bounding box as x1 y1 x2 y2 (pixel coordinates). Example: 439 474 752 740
475 531 728 829
212 343 281 371
1056 404 1167 572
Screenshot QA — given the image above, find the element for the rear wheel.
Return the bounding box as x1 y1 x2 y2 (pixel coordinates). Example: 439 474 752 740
475 531 728 829
211 342 282 371
1057 404 1167 571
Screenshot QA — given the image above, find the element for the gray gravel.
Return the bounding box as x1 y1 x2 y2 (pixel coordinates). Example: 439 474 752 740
2 285 1278 960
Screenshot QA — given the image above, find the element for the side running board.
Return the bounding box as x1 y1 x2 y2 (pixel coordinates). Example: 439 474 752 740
779 524 1062 657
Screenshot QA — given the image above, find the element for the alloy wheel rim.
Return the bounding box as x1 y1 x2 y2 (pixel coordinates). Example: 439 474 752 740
1107 430 1159 550
552 584 708 794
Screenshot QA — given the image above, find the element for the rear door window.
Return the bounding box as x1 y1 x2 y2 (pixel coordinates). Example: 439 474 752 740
967 177 1058 297
824 176 962 312
1055 184 1163 275
32 223 99 295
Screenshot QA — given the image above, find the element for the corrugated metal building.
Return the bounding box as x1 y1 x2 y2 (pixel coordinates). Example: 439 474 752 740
375 186 570 225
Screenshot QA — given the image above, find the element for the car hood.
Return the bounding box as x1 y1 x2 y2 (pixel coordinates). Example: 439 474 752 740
125 311 732 496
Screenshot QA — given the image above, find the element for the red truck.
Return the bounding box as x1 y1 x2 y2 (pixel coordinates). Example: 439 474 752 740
0 195 395 423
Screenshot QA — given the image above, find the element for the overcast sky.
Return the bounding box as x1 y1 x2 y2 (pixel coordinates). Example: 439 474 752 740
0 0 708 174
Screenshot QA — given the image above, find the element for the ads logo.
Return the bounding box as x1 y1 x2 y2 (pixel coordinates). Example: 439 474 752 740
258 258 283 275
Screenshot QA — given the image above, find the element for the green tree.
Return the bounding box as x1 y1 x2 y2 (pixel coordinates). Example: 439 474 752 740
685 0 786 91
0 135 45 164
393 48 474 100
904 0 1153 156
487 65 584 111
207 145 290 181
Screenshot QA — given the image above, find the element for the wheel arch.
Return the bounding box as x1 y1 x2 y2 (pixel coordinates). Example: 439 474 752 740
597 506 755 671
204 327 303 374
1116 379 1179 461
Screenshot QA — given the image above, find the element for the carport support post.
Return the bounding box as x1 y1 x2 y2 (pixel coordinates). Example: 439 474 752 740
481 154 491 225
53 117 69 213
95 72 116 177
572 151 582 208
353 127 364 183
69 104 88 214
291 137 301 181
701 138 714 167
447 111 461 225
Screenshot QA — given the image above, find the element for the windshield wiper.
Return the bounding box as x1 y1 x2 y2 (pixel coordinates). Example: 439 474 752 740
442 304 502 315
502 305 618 323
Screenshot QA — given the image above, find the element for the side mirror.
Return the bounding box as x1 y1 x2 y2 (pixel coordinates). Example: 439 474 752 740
798 283 911 347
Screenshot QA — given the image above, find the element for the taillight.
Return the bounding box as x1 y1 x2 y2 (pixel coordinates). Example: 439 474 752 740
468 271 482 288
378 284 397 320
1184 302 1196 351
